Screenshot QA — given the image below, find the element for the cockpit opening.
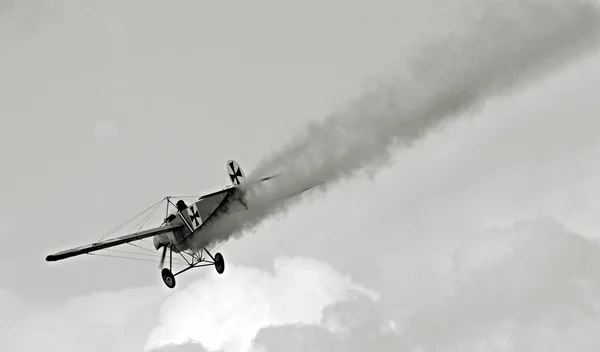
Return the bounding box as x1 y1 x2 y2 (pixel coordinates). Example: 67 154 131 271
165 200 189 223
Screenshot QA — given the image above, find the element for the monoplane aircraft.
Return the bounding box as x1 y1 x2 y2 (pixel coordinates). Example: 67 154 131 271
46 160 317 289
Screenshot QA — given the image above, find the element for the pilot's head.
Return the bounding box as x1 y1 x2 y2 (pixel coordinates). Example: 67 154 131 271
176 200 188 211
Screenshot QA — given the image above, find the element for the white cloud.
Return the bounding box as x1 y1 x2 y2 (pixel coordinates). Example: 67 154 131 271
243 219 600 352
145 256 378 352
397 218 600 351
0 286 166 352
251 294 397 352
0 256 377 352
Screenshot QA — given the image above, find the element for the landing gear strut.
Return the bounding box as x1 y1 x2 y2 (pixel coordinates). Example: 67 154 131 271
159 247 225 289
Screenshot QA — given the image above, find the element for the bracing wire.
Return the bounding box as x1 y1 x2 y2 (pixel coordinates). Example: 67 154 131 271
101 248 188 265
87 193 238 267
132 199 163 234
88 252 188 265
95 197 167 242
127 241 191 265
128 241 162 255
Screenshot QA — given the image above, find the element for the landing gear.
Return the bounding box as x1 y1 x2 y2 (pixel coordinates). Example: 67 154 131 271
161 268 176 289
159 246 225 288
214 252 225 274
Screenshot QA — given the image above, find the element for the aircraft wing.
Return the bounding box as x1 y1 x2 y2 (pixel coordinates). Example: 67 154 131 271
45 223 184 262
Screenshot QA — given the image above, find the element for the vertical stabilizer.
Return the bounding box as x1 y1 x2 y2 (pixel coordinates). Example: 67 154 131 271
226 160 245 186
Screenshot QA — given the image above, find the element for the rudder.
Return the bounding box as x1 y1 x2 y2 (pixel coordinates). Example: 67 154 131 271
227 160 245 185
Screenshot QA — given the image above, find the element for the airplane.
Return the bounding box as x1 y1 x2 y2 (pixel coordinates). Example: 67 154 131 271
45 159 319 289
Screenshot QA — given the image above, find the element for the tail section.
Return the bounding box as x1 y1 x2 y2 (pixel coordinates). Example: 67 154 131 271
227 160 246 186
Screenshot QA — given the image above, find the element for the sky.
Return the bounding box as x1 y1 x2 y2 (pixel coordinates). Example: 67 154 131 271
1 0 600 351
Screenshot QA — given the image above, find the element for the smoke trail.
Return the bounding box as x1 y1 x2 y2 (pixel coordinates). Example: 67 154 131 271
195 0 600 247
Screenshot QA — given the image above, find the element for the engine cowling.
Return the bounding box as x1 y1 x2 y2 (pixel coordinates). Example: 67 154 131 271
153 232 171 250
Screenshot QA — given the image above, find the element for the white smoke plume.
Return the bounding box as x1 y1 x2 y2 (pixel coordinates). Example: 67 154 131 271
194 0 600 247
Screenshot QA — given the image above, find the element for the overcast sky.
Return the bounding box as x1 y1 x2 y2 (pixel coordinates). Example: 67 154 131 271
2 0 600 351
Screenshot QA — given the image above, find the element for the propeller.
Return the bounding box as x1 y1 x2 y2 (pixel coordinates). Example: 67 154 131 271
159 245 168 268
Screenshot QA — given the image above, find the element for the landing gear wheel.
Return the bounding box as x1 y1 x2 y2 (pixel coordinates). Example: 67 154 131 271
161 268 176 289
214 252 225 274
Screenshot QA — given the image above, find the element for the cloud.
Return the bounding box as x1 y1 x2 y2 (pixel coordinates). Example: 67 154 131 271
395 218 600 351
152 342 210 352
252 293 398 352
145 256 378 352
0 257 378 352
0 286 166 352
245 219 600 352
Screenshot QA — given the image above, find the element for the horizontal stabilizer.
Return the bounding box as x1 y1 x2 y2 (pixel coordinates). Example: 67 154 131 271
198 173 282 200
245 173 283 185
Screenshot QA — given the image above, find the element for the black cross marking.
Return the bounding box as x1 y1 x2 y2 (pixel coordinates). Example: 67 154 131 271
188 205 201 227
229 162 243 185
